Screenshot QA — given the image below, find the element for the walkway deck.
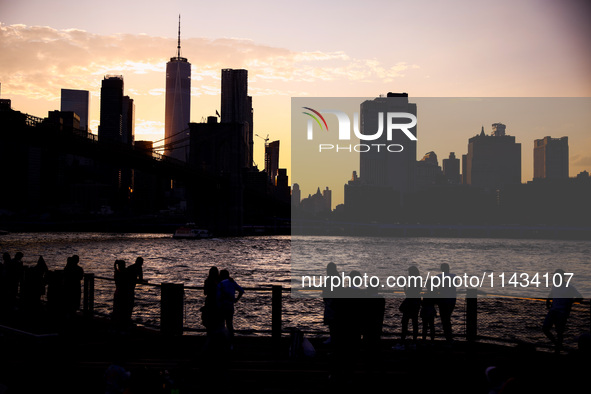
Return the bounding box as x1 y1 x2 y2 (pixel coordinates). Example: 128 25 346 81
1 314 588 394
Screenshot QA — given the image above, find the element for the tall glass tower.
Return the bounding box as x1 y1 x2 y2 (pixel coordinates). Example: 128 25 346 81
164 15 191 162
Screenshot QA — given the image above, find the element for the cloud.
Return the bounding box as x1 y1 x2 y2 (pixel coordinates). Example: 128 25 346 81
571 154 591 167
0 23 420 101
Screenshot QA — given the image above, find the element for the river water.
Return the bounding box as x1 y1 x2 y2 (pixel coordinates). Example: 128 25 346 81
1 233 589 349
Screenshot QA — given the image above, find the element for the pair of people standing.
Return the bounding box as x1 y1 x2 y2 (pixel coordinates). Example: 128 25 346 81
112 257 145 329
202 267 244 344
399 263 457 346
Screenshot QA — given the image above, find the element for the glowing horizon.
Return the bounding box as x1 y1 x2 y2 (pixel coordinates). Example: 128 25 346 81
1 0 590 206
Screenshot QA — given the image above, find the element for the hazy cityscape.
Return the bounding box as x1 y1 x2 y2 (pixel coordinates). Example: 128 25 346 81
292 95 591 236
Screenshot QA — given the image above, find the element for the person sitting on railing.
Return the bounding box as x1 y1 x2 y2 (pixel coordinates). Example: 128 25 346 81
216 269 244 345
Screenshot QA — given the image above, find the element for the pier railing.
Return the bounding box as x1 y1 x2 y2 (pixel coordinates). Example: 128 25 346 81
84 275 590 351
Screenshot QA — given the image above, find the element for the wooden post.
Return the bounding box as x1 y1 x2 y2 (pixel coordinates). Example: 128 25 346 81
272 285 282 346
161 283 184 336
83 273 94 318
466 288 478 342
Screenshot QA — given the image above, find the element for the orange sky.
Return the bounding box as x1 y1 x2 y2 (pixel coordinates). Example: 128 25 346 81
1 0 590 205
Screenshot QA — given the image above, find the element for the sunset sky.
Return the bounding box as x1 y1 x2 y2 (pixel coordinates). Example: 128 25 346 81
1 0 590 205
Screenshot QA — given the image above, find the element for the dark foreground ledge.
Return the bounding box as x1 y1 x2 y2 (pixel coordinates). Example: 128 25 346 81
0 315 589 394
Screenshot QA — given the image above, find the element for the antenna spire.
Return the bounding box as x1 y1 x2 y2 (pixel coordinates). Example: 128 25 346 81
177 14 181 58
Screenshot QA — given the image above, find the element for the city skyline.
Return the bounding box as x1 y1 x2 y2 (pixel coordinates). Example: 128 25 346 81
292 97 591 208
1 0 590 196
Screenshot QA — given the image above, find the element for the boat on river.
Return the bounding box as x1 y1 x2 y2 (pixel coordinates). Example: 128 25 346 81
172 225 213 239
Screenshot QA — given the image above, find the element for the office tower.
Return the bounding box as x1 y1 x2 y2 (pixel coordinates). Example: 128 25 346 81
359 92 417 193
465 124 521 190
461 154 468 184
98 75 124 142
291 183 301 208
533 136 569 179
416 151 444 191
61 89 90 132
47 110 81 132
164 16 191 162
300 187 332 215
322 186 332 212
265 140 280 182
221 68 253 168
443 152 461 184
122 96 135 145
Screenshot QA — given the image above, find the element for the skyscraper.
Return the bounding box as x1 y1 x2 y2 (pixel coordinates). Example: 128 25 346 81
61 89 90 132
443 152 461 184
359 93 417 193
164 16 191 162
98 75 124 142
416 151 444 191
122 96 135 145
465 124 521 191
533 136 569 179
221 68 253 168
265 140 280 182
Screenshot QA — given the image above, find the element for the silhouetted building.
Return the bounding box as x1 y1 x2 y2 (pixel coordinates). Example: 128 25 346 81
132 140 167 213
300 187 332 215
345 170 401 222
443 152 461 184
276 168 290 202
98 75 134 207
359 93 417 193
122 96 135 145
266 140 280 183
47 110 80 133
534 136 569 179
189 119 247 234
60 89 90 132
465 124 521 191
322 186 332 212
416 151 445 192
461 154 468 184
164 17 191 162
501 173 591 225
344 93 416 221
292 183 301 208
221 69 253 168
98 75 124 142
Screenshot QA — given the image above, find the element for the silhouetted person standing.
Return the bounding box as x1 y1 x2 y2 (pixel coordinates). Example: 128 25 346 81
543 269 583 353
22 255 48 310
398 265 422 348
362 280 385 355
63 255 84 316
0 252 11 311
216 269 244 344
322 262 340 345
123 257 145 325
112 260 128 328
6 252 24 310
435 263 457 343
420 278 437 341
203 266 221 335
